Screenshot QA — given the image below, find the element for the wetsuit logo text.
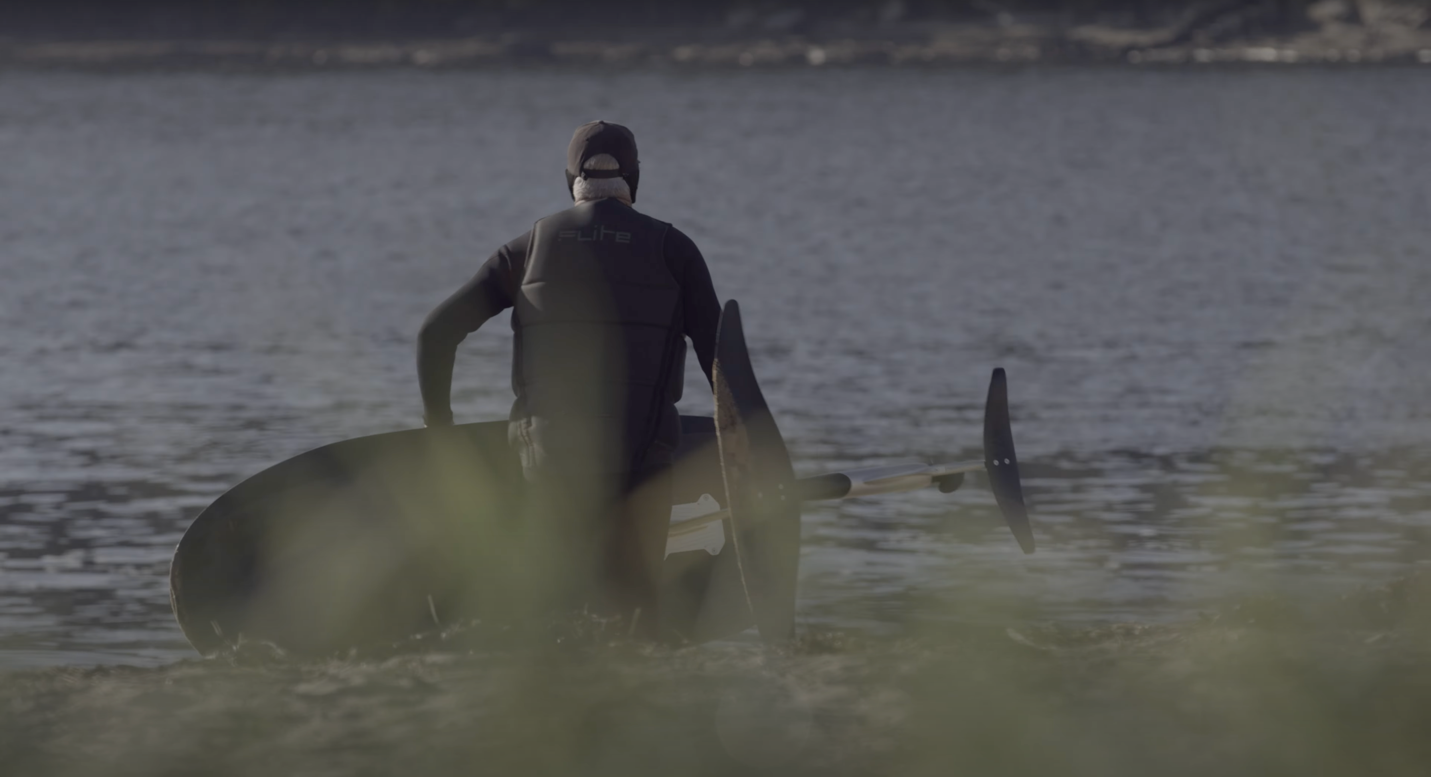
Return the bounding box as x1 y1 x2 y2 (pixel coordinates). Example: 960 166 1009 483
558 226 632 244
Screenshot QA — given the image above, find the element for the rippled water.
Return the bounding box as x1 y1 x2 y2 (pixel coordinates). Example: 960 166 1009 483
1 66 1429 680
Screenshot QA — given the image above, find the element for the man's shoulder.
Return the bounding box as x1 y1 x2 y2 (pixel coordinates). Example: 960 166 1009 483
496 230 533 262
661 222 701 255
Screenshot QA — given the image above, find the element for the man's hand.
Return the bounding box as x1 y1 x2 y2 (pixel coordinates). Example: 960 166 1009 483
424 409 455 428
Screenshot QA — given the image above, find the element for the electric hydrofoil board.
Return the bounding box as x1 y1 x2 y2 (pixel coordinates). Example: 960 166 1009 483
170 301 1033 655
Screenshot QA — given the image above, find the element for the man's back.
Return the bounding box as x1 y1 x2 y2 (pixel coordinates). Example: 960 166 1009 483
415 200 720 470
513 199 685 473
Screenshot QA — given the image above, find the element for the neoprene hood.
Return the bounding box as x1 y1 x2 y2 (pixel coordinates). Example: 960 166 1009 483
566 120 640 202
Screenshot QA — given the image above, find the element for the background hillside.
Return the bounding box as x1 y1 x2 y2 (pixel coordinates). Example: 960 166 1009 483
2 1 1422 40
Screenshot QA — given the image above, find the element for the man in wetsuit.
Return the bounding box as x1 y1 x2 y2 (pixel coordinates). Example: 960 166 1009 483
416 121 722 637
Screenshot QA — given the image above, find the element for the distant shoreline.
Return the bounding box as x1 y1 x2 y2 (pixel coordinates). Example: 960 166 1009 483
4 22 1431 70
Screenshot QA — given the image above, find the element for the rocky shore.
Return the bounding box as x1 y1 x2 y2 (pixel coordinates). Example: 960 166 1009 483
3 2 1430 69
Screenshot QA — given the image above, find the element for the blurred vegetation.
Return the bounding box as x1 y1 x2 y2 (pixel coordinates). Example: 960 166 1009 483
6 575 1431 776
0 0 1369 39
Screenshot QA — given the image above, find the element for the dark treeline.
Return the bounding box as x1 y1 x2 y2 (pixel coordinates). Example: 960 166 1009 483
1 0 1339 40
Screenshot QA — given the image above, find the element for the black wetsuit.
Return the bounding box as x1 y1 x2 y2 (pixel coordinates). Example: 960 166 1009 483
417 199 721 630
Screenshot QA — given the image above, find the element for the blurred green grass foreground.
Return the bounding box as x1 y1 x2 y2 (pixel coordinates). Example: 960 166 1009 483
5 574 1431 777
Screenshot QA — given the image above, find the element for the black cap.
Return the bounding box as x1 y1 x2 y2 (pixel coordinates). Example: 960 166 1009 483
566 120 640 201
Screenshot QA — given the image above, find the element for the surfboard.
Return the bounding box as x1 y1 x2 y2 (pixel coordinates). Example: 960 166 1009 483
169 414 772 655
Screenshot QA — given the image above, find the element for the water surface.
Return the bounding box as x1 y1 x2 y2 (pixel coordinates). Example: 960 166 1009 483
1 67 1429 670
